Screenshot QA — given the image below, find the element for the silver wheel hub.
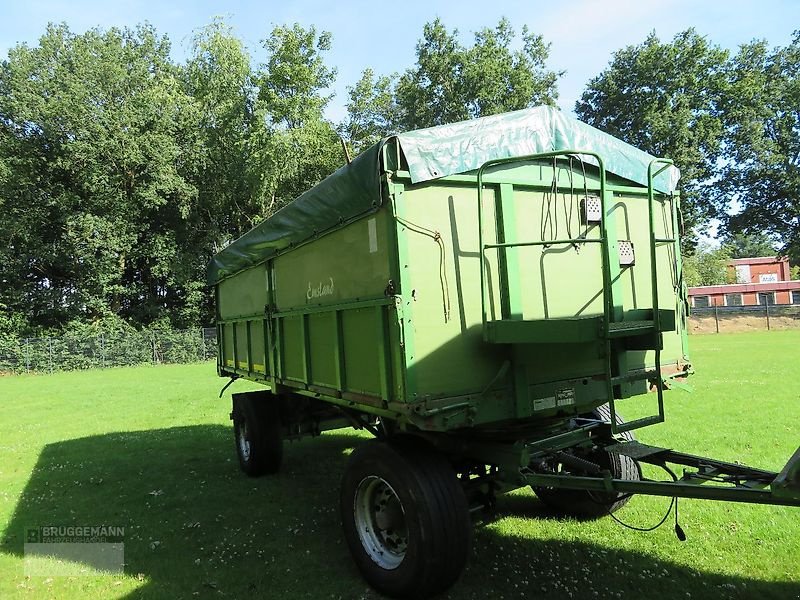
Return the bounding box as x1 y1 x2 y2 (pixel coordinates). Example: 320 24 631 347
353 476 408 570
238 420 251 461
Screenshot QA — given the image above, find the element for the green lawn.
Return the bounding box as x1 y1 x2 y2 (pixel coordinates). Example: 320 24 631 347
0 330 798 599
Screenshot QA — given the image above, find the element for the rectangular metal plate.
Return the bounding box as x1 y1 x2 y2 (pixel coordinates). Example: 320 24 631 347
580 195 602 224
618 240 635 267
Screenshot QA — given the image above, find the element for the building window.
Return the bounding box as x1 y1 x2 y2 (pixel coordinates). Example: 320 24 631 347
792 290 800 304
735 265 750 283
693 295 711 308
757 292 775 305
725 293 743 306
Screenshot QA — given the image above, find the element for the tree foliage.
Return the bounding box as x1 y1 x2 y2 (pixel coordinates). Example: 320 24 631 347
0 20 345 334
0 24 199 328
720 231 777 259
394 18 561 130
682 244 734 287
576 30 729 240
718 32 800 259
340 68 397 154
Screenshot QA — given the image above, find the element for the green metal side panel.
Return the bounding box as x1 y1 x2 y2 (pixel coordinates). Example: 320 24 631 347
273 209 392 310
393 159 688 416
215 205 402 407
281 315 305 383
397 181 506 399
308 311 338 388
222 323 234 369
217 264 268 319
341 307 386 397
217 264 270 377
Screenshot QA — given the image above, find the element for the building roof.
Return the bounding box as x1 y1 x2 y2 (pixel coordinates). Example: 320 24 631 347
729 256 786 265
688 281 800 295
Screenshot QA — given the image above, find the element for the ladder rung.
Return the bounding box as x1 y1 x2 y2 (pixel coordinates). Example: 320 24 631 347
610 371 659 385
655 237 675 243
607 320 656 338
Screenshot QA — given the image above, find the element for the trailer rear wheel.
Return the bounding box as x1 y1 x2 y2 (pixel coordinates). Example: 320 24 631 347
534 404 641 518
340 439 471 599
232 392 283 476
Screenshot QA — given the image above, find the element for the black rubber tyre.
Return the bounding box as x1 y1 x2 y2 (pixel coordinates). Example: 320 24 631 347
340 438 471 599
232 392 282 477
534 404 641 519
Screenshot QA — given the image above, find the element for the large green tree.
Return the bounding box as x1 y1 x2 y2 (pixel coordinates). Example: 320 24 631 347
394 18 561 130
717 32 800 260
0 24 200 329
340 68 397 154
0 20 348 333
576 30 730 239
250 23 343 215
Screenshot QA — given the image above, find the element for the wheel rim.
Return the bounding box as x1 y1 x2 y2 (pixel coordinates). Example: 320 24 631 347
353 476 408 570
237 420 251 462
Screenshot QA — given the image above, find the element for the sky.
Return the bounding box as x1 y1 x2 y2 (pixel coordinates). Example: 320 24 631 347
1 0 798 124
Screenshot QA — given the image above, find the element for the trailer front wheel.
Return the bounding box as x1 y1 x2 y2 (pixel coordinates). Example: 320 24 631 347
340 439 471 599
232 392 282 476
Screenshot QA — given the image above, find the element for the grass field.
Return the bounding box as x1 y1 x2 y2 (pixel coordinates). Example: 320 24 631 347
0 330 798 599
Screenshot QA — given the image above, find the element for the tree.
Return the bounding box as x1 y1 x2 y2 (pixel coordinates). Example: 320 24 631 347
250 24 343 215
720 231 777 259
717 32 800 260
340 68 397 154
682 244 734 287
0 24 200 330
576 30 730 241
394 18 561 130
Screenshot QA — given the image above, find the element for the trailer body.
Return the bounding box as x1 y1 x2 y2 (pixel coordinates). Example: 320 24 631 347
209 107 799 599
211 107 688 433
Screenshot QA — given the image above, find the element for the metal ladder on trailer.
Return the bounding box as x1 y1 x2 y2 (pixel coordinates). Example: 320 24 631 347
476 151 677 433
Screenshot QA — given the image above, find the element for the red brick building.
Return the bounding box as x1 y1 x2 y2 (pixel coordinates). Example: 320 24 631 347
689 256 800 308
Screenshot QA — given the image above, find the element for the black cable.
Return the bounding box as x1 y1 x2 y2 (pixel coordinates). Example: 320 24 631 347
593 463 681 534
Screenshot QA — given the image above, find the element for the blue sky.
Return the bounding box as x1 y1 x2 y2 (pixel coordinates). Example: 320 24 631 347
1 0 798 123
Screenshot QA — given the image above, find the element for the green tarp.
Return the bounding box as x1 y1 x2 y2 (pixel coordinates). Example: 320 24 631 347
208 106 680 285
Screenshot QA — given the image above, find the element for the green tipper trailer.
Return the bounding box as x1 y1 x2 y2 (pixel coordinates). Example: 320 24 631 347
209 107 800 598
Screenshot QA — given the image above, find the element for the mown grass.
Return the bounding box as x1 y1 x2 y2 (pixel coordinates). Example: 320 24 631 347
0 330 798 599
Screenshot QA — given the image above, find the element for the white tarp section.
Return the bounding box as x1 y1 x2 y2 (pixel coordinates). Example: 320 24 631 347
396 106 680 193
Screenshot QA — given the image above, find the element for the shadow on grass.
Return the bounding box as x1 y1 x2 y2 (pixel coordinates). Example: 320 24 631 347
1 426 797 600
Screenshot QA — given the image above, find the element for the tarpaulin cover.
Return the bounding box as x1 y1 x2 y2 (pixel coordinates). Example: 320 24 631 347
207 142 383 285
208 106 680 284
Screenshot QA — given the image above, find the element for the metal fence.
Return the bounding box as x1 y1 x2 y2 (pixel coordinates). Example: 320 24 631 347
0 327 218 374
689 304 800 334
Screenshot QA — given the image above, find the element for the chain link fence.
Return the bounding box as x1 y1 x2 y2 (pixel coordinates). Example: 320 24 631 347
689 304 800 334
0 328 217 374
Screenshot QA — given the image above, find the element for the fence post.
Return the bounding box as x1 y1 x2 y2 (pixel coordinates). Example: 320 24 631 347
100 333 105 369
152 333 157 365
24 338 30 373
766 302 771 331
714 302 719 334
48 337 54 374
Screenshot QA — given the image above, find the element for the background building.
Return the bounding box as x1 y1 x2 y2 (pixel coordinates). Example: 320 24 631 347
688 256 800 307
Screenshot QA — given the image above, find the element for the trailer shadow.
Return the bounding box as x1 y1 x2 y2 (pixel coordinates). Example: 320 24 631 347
2 426 797 599
474 494 800 600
